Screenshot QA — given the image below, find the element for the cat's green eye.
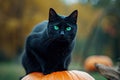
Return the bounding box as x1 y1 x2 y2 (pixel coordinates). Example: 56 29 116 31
66 27 71 31
54 26 59 30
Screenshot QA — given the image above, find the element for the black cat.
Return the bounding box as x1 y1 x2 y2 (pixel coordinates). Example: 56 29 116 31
22 8 78 75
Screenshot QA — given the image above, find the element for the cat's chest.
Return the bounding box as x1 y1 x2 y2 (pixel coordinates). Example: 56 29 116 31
42 40 69 54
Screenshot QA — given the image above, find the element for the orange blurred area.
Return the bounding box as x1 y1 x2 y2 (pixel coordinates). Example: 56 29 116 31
0 0 103 60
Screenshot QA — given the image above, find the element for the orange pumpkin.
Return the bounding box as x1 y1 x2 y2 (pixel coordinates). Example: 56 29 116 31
21 70 95 80
84 55 113 71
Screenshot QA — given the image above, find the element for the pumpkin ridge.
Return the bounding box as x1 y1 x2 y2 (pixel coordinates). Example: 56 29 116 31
21 70 95 80
71 70 85 80
60 71 71 80
68 70 81 80
64 71 73 80
75 71 95 80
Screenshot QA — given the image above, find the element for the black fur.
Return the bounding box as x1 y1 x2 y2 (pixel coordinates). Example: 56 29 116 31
22 8 78 75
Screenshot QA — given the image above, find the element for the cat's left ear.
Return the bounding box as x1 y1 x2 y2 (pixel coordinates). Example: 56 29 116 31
67 10 78 24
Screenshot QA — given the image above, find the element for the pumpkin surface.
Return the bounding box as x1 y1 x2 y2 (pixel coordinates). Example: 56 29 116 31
84 55 113 71
21 70 95 80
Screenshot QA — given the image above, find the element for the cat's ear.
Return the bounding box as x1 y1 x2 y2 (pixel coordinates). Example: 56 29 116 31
67 10 78 24
49 8 58 22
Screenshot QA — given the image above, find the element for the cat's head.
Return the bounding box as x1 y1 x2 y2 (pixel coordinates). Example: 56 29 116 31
47 8 78 43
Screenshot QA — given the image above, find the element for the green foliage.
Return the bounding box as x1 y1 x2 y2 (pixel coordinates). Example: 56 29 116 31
0 62 24 80
90 72 107 80
92 0 110 8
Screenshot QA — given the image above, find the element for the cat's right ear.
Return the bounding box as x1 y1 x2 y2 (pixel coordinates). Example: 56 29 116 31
67 10 78 24
49 8 58 22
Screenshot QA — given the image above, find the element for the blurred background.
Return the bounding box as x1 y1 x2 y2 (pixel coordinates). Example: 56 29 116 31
0 0 120 80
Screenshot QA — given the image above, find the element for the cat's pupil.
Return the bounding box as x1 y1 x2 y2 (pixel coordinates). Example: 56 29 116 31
66 27 71 31
54 26 59 30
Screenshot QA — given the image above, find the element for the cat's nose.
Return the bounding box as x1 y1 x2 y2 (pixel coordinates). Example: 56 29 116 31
60 31 64 36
